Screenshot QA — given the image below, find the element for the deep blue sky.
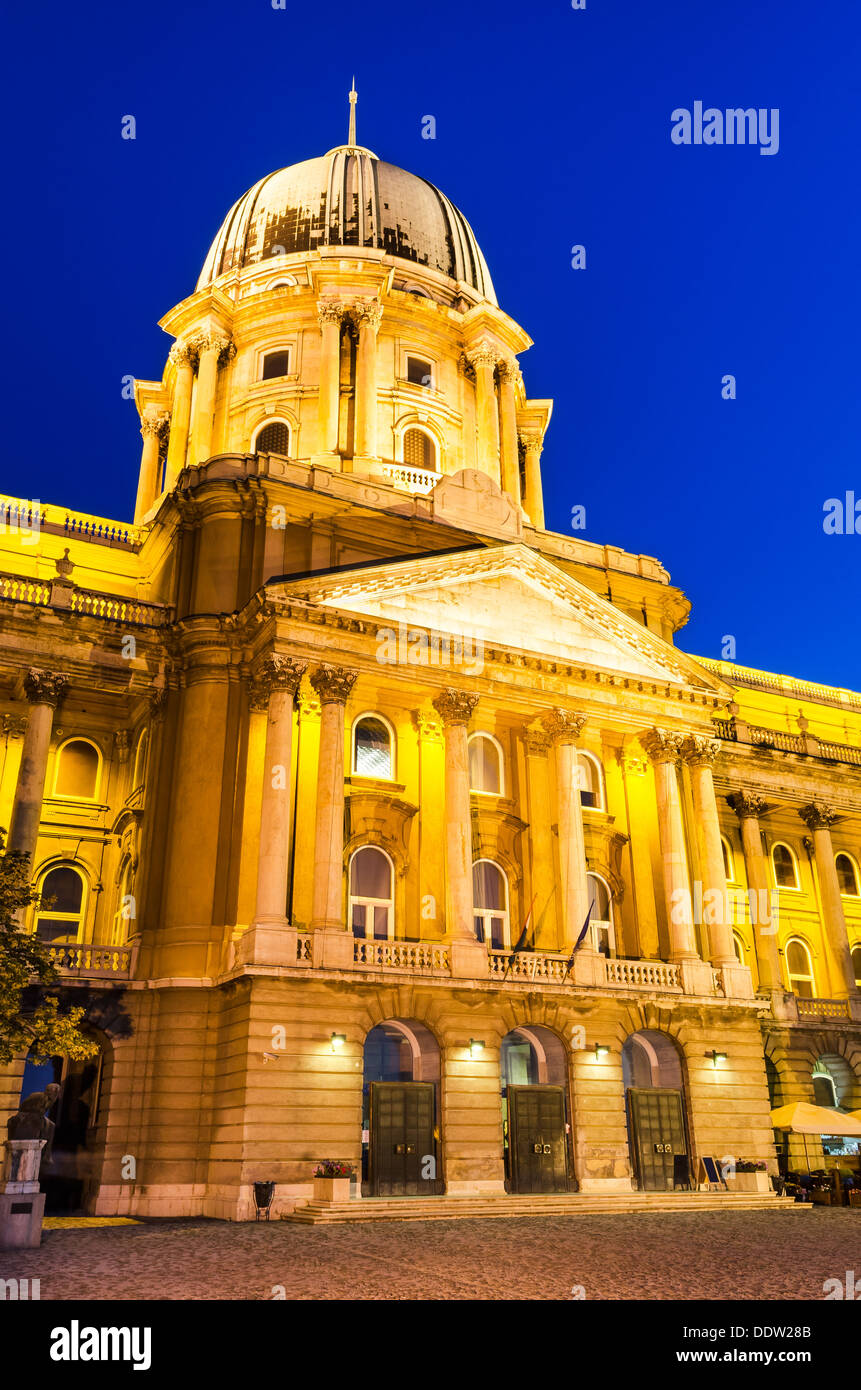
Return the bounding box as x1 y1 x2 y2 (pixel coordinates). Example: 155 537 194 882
3 1 860 687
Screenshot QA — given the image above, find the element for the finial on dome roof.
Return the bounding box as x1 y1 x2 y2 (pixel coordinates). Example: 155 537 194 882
347 78 357 148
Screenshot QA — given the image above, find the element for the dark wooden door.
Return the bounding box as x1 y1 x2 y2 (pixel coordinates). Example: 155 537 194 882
626 1087 687 1192
369 1082 439 1196
507 1085 569 1194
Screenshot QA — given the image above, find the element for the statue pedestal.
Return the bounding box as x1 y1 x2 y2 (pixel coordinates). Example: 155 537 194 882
0 1141 46 1249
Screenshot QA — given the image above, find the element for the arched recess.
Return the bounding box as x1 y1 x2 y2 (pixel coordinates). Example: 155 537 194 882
250 415 295 456
52 738 102 801
361 1018 442 1197
500 1024 571 1194
394 414 445 472
622 1029 691 1192
17 1029 112 1215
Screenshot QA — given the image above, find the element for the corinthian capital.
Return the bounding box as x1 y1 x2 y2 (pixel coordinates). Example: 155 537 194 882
249 655 307 709
727 790 771 822
432 689 479 726
496 357 519 384
465 340 499 372
542 709 587 745
316 299 345 328
141 412 170 440
350 300 383 333
681 734 721 767
197 332 236 365
641 728 685 764
24 669 69 709
168 337 199 370
799 800 840 831
309 664 358 705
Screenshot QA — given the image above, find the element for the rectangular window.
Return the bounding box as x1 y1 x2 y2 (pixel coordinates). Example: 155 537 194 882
261 350 290 380
406 356 432 387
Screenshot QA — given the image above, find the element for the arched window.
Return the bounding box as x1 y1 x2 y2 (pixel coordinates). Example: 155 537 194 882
852 944 861 988
732 932 747 965
468 733 503 795
268 275 296 290
253 420 291 456
587 872 615 957
260 349 290 380
721 836 735 882
112 859 136 946
473 860 509 950
836 853 860 896
812 1060 839 1110
132 728 149 792
402 427 437 472
35 865 86 944
53 739 101 800
352 715 394 779
577 752 605 811
786 937 815 998
772 843 799 890
349 847 394 940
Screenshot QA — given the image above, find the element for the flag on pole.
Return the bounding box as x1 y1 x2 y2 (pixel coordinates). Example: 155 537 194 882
563 902 593 980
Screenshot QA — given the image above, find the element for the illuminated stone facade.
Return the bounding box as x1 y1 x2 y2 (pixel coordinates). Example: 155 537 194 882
1 106 859 1218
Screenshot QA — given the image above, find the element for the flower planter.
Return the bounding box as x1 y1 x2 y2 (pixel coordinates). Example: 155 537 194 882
847 1191 861 1208
810 1188 834 1205
724 1171 771 1194
313 1176 351 1204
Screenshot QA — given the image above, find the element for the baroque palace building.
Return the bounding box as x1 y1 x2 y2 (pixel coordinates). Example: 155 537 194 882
1 94 860 1219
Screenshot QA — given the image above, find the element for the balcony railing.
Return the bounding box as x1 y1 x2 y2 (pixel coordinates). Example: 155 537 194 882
604 958 682 991
0 572 172 627
354 939 450 973
47 943 138 980
795 996 852 1020
377 463 439 495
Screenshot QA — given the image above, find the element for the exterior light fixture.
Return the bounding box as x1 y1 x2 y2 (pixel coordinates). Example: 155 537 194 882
595 1044 610 1059
469 1038 485 1059
705 1049 727 1066
330 1033 346 1053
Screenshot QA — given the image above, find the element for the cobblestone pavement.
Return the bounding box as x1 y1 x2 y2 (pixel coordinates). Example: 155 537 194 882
3 1210 859 1300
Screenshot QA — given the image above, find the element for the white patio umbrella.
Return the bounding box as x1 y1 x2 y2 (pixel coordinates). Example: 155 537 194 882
770 1102 861 1174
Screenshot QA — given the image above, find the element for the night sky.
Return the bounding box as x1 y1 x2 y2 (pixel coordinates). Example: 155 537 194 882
3 0 859 686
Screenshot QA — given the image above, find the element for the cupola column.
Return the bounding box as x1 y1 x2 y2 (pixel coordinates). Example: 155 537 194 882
467 344 501 483
727 791 782 992
191 334 234 466
433 690 480 945
543 711 590 951
799 802 859 996
165 340 197 490
497 359 522 507
352 300 382 462
681 735 737 966
251 656 306 925
8 670 69 860
134 413 169 523
642 729 699 961
310 666 358 938
520 431 545 529
316 301 344 458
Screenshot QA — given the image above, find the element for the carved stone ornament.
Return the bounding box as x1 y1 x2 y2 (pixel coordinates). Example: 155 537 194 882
309 664 358 705
542 709 587 745
24 669 69 709
496 358 519 384
114 730 131 763
350 300 383 333
1 713 28 738
465 341 499 372
798 800 839 831
432 689 479 726
726 790 771 821
412 710 444 743
522 727 550 757
168 338 199 371
149 689 168 722
141 412 170 440
54 547 74 580
197 332 236 365
316 299 345 328
518 431 544 455
249 655 307 709
640 728 685 764
681 734 721 767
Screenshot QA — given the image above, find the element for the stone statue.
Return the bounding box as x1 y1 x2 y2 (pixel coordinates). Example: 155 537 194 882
7 1084 60 1164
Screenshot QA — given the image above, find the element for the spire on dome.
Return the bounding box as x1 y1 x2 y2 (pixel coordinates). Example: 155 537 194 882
347 79 357 148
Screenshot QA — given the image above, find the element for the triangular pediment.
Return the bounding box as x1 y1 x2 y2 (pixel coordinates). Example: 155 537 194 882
278 545 724 692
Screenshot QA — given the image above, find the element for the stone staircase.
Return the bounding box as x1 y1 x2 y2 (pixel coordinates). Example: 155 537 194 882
286 1190 803 1224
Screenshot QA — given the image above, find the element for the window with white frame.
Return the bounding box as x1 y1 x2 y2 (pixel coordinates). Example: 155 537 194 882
771 842 799 890
577 752 605 810
349 847 394 940
836 852 860 896
352 715 394 780
469 733 503 795
785 937 815 998
402 427 437 472
587 872 615 957
53 739 101 801
34 864 86 944
473 860 509 950
260 349 290 380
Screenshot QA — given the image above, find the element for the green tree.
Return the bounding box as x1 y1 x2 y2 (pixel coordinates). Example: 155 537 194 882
0 831 97 1067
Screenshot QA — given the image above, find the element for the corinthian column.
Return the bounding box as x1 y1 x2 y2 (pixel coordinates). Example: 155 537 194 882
727 791 782 992
352 300 382 461
681 735 736 966
190 333 234 465
8 670 69 860
542 710 590 951
519 431 545 529
310 666 357 940
467 343 501 482
252 656 306 924
432 690 480 947
165 339 197 489
496 359 521 506
642 729 698 961
316 300 344 458
134 413 169 523
799 802 859 996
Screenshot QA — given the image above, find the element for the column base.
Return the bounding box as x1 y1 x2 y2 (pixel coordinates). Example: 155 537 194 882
570 946 605 987
450 939 489 979
716 963 754 998
678 958 717 996
235 920 297 968
759 989 798 1023
0 1190 45 1249
311 928 355 971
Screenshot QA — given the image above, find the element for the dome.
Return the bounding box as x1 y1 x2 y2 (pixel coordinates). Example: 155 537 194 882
197 145 496 304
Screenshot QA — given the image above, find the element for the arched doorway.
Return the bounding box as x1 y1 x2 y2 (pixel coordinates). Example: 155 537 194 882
362 1020 442 1197
501 1026 571 1194
812 1053 861 1165
18 1040 106 1214
622 1030 689 1192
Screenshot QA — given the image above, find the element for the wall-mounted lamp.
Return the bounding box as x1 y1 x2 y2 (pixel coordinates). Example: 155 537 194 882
594 1045 610 1059
705 1049 727 1067
330 1033 346 1053
469 1038 485 1059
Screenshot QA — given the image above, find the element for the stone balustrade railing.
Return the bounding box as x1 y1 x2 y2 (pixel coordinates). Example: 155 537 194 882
377 463 440 495
603 958 682 991
488 950 570 982
354 939 450 973
0 572 172 627
795 996 852 1020
48 943 138 979
0 496 140 550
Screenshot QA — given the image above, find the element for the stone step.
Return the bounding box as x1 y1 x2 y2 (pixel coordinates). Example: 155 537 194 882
286 1192 802 1224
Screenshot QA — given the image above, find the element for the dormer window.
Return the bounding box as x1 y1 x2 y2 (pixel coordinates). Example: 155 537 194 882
406 356 433 387
261 350 290 381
